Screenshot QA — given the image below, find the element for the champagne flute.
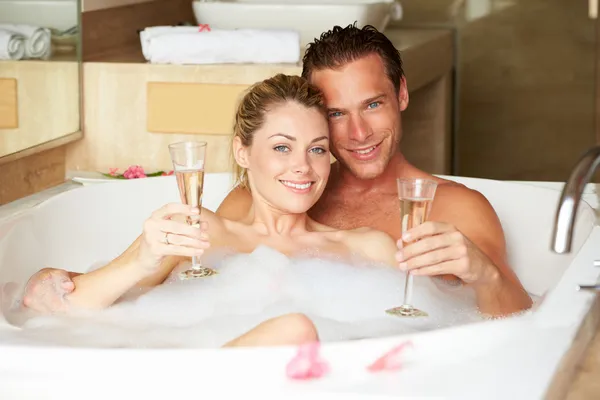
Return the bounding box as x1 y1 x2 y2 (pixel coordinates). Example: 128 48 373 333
168 141 217 280
386 178 438 318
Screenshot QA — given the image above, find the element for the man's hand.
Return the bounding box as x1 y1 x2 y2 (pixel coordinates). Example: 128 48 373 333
395 221 500 286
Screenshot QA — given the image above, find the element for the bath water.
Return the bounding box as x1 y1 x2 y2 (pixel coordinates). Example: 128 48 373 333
1 246 486 348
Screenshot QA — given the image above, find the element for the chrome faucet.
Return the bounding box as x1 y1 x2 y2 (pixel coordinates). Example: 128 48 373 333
551 145 600 291
551 145 600 253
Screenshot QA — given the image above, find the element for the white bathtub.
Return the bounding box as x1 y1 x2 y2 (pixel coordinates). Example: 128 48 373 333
0 173 598 398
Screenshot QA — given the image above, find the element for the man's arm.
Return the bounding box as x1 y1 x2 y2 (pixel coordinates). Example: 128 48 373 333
398 184 532 317
433 186 532 315
216 185 253 220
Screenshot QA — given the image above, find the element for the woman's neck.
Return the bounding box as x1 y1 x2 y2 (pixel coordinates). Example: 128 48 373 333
246 199 312 237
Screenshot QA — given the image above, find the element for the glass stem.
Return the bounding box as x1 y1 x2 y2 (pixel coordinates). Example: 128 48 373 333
191 255 202 270
403 271 413 307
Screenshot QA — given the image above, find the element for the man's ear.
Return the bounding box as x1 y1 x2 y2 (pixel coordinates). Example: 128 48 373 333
398 76 409 112
233 136 250 169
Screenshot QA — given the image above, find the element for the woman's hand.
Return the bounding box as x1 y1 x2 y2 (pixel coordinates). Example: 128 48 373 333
135 203 210 273
21 268 76 313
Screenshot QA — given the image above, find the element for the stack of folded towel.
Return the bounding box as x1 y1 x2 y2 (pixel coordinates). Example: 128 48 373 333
0 24 51 61
139 26 301 65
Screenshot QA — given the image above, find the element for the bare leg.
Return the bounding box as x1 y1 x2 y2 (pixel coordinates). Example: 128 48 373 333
224 313 318 347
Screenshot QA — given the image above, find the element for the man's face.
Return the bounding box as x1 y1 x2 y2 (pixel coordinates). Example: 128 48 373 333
309 53 408 180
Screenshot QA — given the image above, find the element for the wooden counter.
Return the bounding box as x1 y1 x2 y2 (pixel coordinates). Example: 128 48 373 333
67 28 455 175
563 297 600 399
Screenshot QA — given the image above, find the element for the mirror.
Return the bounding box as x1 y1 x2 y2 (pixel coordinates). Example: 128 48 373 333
0 0 81 159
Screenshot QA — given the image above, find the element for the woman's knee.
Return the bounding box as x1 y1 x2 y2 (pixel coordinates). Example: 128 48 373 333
280 313 319 343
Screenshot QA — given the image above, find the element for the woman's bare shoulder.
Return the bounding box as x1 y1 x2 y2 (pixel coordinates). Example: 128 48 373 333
205 207 255 238
337 228 398 267
200 207 229 235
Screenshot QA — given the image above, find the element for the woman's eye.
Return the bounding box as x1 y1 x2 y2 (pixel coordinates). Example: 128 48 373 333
310 147 327 154
274 145 289 152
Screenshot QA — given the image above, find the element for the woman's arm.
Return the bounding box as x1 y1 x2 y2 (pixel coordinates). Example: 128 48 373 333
67 236 184 310
63 203 212 310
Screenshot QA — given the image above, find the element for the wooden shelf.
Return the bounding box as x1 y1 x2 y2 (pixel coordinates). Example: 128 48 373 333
86 28 454 94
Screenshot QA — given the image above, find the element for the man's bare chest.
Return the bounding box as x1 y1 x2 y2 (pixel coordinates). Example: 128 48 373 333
310 194 402 240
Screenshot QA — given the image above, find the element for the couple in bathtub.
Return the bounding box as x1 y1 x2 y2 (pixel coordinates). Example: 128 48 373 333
22 24 532 347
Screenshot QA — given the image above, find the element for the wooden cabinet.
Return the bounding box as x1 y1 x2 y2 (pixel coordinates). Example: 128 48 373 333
67 28 455 175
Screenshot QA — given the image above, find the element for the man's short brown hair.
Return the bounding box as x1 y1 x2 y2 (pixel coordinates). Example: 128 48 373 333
301 23 404 93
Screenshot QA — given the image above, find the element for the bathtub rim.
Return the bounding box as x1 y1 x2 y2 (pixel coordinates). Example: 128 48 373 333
0 174 598 398
0 308 546 393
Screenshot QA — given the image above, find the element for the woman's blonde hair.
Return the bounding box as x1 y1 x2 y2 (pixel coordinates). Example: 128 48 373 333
231 74 326 189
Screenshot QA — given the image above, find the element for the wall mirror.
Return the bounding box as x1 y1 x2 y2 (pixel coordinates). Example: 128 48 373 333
0 0 81 160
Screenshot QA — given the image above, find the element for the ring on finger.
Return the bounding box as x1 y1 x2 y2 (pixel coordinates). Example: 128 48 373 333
163 232 171 245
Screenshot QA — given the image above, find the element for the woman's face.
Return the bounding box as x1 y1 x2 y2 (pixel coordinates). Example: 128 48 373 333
235 101 331 215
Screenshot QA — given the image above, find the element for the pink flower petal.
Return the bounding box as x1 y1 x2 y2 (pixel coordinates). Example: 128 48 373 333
367 341 413 372
108 168 119 176
286 341 329 380
298 341 319 357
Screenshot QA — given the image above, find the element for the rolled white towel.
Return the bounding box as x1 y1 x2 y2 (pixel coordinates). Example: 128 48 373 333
0 24 51 59
0 29 26 60
139 26 300 65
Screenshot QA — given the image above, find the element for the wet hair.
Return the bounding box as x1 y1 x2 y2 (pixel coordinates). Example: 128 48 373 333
232 74 326 189
301 23 404 93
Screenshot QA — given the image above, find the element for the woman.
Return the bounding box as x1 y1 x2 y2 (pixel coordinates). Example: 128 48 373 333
20 74 399 347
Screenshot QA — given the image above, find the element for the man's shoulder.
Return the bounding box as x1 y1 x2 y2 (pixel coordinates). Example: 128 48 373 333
436 179 489 202
432 179 498 222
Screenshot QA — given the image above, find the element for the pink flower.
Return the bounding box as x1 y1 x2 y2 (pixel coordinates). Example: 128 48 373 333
123 165 147 179
108 168 119 176
286 341 329 380
161 170 174 176
366 341 413 372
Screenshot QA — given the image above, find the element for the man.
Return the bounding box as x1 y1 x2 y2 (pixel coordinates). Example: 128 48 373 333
21 24 532 317
216 24 532 316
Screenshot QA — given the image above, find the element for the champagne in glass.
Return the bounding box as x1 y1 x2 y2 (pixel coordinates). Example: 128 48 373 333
168 141 217 280
386 178 437 318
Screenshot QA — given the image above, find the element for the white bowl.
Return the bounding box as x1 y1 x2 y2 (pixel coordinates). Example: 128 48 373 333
192 0 403 49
